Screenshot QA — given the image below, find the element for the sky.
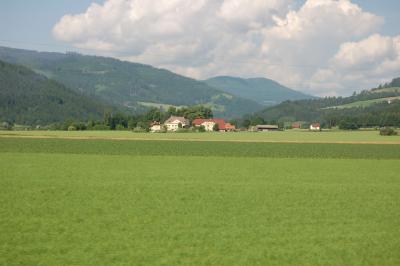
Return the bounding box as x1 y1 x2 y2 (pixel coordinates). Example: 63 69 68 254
0 0 399 96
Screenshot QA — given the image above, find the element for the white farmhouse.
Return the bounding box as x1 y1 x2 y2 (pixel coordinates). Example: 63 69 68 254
202 121 216 131
150 121 162 132
310 123 321 131
164 116 188 131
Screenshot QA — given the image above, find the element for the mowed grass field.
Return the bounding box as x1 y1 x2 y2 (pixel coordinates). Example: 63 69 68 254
1 135 400 265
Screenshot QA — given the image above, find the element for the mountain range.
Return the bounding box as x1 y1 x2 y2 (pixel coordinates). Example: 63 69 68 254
0 46 317 124
0 46 264 119
205 76 313 106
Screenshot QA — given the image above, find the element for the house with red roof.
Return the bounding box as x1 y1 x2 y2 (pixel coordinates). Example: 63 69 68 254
224 123 236 131
192 118 236 132
292 122 301 129
310 123 321 131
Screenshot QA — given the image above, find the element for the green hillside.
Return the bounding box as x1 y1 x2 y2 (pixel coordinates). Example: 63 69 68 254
0 60 111 125
325 96 400 109
0 47 262 118
371 87 400 94
205 76 314 105
238 78 400 128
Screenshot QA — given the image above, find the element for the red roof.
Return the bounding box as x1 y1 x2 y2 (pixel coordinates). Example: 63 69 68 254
292 122 301 128
192 118 227 130
224 123 236 130
311 123 320 127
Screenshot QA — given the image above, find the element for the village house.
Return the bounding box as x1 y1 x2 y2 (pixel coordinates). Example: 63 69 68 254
292 122 302 129
164 116 189 131
224 123 236 131
192 118 236 132
310 123 321 131
149 121 162 132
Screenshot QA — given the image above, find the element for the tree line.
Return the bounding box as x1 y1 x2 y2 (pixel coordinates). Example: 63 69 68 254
38 105 214 131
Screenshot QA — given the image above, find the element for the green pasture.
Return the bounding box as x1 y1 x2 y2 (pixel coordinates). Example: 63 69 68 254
325 96 400 109
371 87 400 93
1 129 400 144
1 138 400 265
137 101 186 110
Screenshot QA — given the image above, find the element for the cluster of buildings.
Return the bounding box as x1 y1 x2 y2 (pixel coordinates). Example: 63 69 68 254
150 116 236 132
250 123 321 132
292 122 320 130
150 116 321 133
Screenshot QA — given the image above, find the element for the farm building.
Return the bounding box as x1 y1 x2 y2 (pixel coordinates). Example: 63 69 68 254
310 123 321 131
292 121 309 129
224 123 236 131
164 116 189 131
192 118 236 132
255 125 279 132
150 121 162 132
292 122 301 129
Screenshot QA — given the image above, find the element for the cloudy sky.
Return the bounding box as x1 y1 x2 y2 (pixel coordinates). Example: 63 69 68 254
1 0 399 96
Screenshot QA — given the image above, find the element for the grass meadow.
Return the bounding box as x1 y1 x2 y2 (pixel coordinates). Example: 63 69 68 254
1 135 400 265
1 129 400 144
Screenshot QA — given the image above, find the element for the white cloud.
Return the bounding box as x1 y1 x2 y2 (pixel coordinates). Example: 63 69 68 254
332 34 400 69
310 34 400 95
53 0 393 96
218 0 290 30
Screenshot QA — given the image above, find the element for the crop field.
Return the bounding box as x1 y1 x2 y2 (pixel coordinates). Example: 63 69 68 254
1 129 400 144
1 137 400 265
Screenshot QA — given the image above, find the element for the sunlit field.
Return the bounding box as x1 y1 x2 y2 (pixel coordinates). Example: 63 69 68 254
1 129 400 144
1 137 399 265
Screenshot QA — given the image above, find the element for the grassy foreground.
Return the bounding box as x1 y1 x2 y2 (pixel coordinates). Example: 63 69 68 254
1 138 400 265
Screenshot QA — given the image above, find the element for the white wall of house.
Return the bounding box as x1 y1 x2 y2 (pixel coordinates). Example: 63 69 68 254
165 119 187 131
202 121 215 131
166 123 178 131
150 124 162 132
310 125 320 130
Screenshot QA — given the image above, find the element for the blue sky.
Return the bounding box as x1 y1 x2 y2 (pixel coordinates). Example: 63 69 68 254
0 0 399 95
0 0 102 52
352 0 400 35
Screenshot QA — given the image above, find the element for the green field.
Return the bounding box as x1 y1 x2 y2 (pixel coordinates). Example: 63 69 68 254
1 129 400 144
1 137 400 265
325 96 400 109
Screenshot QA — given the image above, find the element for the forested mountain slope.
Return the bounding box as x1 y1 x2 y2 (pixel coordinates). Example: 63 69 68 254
0 46 262 118
0 60 111 125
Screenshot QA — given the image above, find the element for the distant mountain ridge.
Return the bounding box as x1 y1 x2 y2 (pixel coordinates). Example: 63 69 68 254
205 76 314 106
0 46 263 118
0 60 111 125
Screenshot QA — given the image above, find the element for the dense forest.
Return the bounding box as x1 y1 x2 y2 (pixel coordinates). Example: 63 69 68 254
0 60 113 126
